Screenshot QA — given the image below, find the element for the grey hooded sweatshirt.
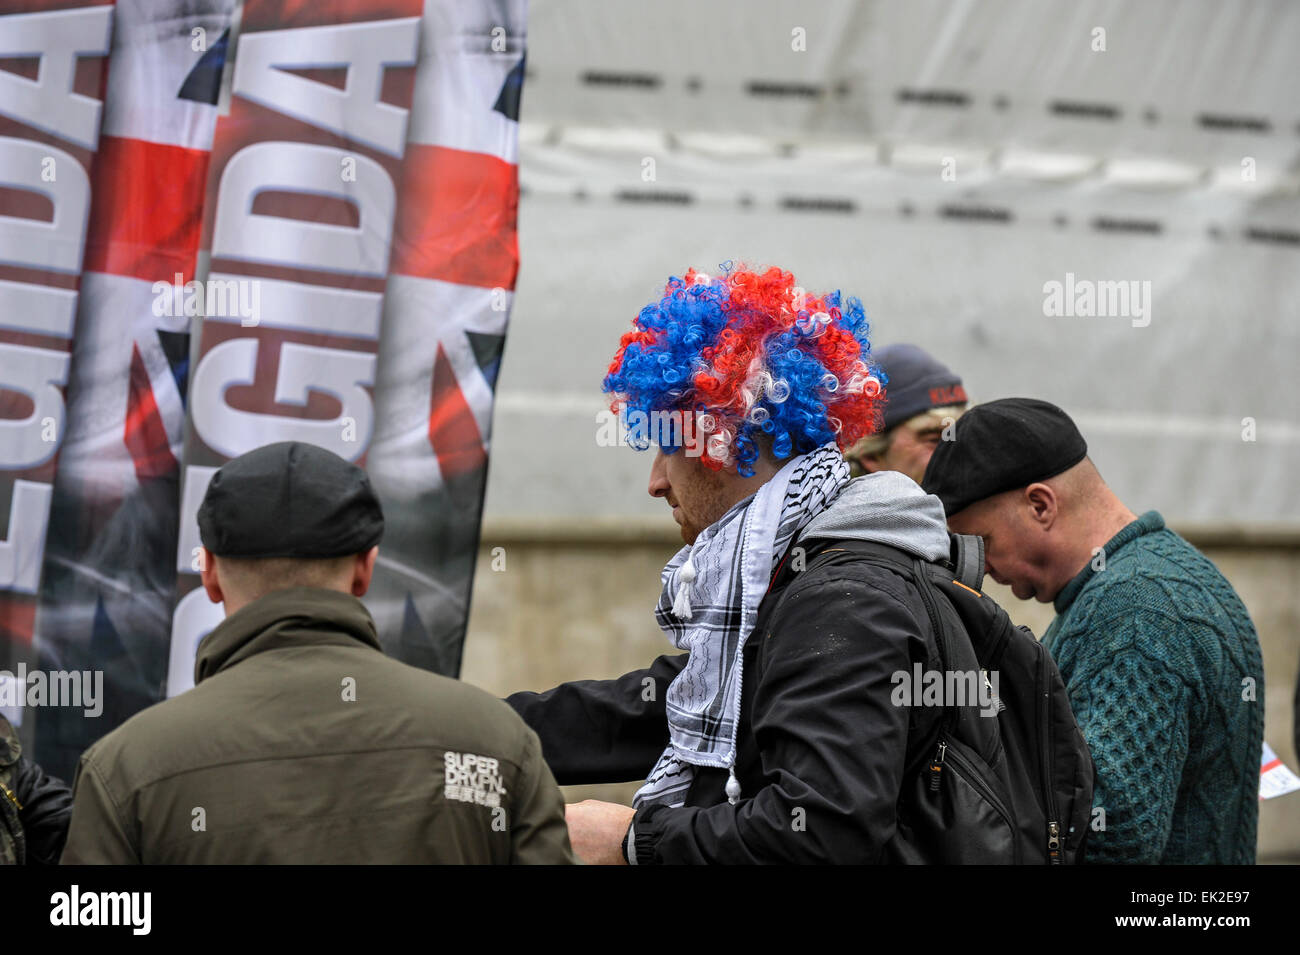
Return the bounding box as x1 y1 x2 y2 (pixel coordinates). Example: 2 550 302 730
802 470 951 559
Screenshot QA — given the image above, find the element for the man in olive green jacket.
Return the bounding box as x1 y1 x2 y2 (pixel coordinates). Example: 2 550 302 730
60 442 574 865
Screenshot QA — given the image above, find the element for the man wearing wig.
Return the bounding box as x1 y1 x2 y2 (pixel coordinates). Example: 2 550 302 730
508 264 955 864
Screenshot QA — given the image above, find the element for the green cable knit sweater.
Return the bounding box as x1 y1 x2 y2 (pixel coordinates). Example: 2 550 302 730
1042 511 1263 864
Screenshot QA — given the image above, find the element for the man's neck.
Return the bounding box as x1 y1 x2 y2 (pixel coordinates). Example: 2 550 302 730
1089 499 1140 553
1058 495 1139 591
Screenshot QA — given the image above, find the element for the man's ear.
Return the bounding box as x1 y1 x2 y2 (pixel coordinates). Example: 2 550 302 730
858 454 885 474
1024 482 1059 529
351 546 379 597
199 548 225 605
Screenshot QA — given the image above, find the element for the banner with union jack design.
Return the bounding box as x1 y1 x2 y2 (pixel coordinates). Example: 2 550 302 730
0 0 526 780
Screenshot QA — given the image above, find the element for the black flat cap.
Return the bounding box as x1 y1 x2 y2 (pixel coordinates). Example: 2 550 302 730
921 398 1087 516
198 442 384 558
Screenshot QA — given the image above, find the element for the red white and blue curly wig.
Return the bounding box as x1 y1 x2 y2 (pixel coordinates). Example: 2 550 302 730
603 263 886 478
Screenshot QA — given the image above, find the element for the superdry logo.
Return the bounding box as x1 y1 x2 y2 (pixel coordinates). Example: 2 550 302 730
444 751 506 808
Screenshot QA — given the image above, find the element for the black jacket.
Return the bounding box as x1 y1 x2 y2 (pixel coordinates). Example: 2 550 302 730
0 715 73 865
507 536 948 864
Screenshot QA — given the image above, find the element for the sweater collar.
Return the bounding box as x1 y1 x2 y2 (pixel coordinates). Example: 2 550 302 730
194 587 381 685
1052 510 1166 614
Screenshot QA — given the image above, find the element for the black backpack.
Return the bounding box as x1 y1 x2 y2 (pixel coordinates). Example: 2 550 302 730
804 534 1095 864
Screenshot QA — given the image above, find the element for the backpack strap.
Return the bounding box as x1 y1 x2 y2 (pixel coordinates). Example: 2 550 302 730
811 534 984 593
949 533 985 591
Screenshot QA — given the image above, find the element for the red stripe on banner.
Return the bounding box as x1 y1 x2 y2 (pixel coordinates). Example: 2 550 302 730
124 343 179 480
83 136 210 283
239 0 422 33
429 343 486 480
1262 759 1282 774
0 597 35 646
392 145 520 290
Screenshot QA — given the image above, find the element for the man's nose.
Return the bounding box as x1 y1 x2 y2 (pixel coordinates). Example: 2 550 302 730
648 452 669 499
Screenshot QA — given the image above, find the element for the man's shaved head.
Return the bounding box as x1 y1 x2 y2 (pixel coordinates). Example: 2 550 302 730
946 457 1135 603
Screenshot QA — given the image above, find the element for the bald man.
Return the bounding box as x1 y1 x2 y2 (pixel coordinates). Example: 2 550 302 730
922 398 1264 865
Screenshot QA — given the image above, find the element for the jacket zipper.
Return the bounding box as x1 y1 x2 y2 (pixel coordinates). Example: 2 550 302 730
1 781 20 811
1038 645 1061 864
929 741 947 791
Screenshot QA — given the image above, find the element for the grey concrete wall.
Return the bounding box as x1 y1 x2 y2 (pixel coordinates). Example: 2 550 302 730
498 0 1300 532
461 527 1300 862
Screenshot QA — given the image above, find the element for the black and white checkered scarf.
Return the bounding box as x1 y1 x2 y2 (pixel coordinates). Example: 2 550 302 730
632 442 850 810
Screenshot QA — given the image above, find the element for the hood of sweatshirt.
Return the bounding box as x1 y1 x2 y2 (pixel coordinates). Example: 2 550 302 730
802 470 951 561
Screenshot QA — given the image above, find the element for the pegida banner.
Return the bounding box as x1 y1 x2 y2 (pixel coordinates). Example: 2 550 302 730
0 0 525 780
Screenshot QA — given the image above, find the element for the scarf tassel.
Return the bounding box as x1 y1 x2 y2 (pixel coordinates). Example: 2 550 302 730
671 558 696 619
